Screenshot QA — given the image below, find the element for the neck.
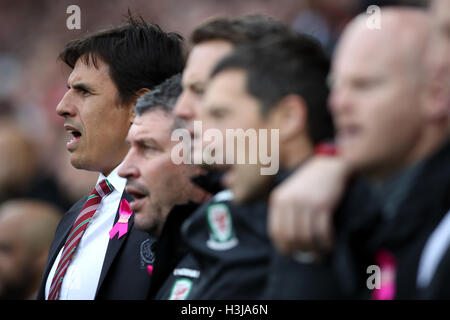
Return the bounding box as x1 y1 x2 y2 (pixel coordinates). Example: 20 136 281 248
102 144 130 177
368 123 450 183
101 158 125 177
102 168 114 177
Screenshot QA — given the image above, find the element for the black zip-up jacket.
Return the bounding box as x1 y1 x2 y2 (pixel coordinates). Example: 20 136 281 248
155 171 283 300
147 202 200 299
179 191 271 299
164 170 344 299
149 171 224 300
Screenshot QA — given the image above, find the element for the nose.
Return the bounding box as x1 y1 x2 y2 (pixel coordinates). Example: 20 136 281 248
56 90 77 118
328 84 352 117
118 150 140 180
174 91 196 121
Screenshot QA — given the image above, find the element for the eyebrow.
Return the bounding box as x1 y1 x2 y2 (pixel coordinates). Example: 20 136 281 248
189 81 204 88
135 137 162 149
69 82 96 93
183 80 205 90
208 103 231 111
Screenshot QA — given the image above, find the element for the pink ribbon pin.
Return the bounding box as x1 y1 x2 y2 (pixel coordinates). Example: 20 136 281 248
371 249 397 300
109 199 132 239
147 265 154 275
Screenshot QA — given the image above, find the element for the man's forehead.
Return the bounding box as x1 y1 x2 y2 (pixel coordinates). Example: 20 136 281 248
334 27 401 77
68 57 110 84
183 41 234 84
337 9 429 74
130 111 173 138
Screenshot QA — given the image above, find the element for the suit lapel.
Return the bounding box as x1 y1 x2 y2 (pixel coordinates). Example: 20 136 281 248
38 197 86 299
96 191 134 296
46 198 86 270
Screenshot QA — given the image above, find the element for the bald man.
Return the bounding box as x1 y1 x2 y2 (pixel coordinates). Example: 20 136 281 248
0 200 61 299
327 8 450 299
330 10 440 179
269 0 450 256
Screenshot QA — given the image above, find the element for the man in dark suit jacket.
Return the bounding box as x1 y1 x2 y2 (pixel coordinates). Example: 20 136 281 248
37 14 184 300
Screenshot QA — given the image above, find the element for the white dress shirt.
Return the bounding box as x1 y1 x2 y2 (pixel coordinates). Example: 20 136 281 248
45 164 126 300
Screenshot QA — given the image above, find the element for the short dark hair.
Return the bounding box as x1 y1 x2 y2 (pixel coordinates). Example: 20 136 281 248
190 15 288 46
211 32 334 145
59 14 185 105
134 73 182 116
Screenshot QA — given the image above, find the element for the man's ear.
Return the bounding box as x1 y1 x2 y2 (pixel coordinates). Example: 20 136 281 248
268 94 308 143
136 88 151 98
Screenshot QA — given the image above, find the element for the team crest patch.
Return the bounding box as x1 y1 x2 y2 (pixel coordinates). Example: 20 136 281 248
140 238 156 269
206 203 238 250
169 278 193 300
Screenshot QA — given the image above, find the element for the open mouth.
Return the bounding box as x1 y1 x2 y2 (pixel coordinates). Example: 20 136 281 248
125 184 150 212
126 188 147 200
69 129 82 140
65 125 82 150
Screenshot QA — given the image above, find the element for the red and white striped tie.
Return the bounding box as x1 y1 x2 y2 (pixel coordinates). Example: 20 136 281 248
48 179 114 300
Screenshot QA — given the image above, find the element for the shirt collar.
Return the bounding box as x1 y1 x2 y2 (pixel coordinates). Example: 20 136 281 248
96 161 127 195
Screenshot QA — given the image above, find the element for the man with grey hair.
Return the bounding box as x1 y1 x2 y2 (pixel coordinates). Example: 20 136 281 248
118 74 209 298
119 74 208 234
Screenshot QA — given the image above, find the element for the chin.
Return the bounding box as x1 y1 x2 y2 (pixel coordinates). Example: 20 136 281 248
133 216 154 233
69 151 88 168
70 155 101 173
70 156 85 170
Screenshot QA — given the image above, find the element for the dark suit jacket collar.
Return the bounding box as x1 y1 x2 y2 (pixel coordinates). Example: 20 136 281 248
95 191 134 296
37 191 135 299
334 139 450 297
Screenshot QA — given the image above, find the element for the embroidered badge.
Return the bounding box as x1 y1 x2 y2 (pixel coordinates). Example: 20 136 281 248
206 203 238 250
140 238 156 269
169 278 193 300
